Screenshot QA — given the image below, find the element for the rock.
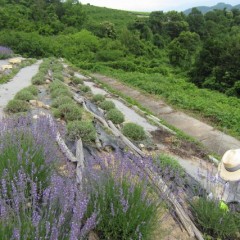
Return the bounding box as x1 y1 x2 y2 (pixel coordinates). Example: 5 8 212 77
33 115 39 119
9 58 21 64
29 100 37 106
39 111 46 116
2 64 13 70
26 202 31 208
139 143 145 149
37 101 44 108
46 79 51 84
43 104 50 110
88 231 99 240
29 100 45 108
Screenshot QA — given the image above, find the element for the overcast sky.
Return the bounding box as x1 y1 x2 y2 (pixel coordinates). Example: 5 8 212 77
79 0 240 12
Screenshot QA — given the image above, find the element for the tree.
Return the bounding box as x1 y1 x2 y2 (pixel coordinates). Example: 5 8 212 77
148 11 165 34
168 31 200 68
128 19 153 41
97 21 116 39
62 0 86 29
187 8 206 37
163 11 189 39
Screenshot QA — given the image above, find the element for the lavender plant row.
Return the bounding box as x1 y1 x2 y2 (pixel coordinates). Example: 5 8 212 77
0 115 97 239
0 115 167 239
0 46 13 59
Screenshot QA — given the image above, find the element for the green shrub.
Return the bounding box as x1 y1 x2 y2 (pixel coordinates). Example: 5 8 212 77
32 73 45 85
87 173 158 240
99 100 115 111
67 120 96 142
53 72 64 81
49 80 66 92
190 198 240 239
14 89 35 101
92 94 105 103
51 62 63 73
71 76 83 85
51 88 72 99
52 108 61 118
122 123 146 141
158 154 185 178
58 103 82 121
106 108 125 124
51 96 74 108
5 99 30 113
80 85 91 93
26 85 38 95
68 69 75 76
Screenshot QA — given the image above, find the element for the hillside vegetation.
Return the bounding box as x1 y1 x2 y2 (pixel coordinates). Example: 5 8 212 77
1 0 240 137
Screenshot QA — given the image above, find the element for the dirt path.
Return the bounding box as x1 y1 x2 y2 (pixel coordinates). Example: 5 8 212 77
91 73 240 156
0 60 42 118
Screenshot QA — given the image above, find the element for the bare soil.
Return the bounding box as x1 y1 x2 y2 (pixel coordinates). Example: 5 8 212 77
151 129 207 159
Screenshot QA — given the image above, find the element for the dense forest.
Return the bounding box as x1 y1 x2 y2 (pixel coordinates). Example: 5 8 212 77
0 0 240 97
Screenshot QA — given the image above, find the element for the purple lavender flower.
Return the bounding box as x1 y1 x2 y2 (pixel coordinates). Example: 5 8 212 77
12 228 20 240
0 46 13 59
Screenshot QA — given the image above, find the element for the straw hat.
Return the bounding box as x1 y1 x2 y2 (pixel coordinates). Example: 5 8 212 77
218 149 240 181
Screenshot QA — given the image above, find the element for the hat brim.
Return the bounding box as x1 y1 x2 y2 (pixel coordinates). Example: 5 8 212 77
218 161 240 181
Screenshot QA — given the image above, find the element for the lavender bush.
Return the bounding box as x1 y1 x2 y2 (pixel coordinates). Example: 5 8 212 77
0 115 97 239
190 197 240 239
0 115 59 191
84 152 160 240
0 46 13 59
0 172 97 239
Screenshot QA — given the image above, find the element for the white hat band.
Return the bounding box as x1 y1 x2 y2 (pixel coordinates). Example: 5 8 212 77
225 164 240 172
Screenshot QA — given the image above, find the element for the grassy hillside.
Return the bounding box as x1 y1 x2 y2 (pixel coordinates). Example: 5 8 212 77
83 4 137 30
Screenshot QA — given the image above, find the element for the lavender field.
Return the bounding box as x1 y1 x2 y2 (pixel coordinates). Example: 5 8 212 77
0 58 239 240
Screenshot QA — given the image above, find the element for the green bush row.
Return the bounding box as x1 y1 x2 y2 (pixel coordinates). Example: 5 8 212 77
5 85 38 113
49 80 96 143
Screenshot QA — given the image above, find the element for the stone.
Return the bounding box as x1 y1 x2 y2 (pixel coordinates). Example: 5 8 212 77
9 58 21 64
39 111 46 116
26 202 31 208
88 231 99 240
29 100 45 108
29 100 37 106
46 79 51 84
139 143 145 149
1 64 13 70
43 104 51 110
33 115 39 119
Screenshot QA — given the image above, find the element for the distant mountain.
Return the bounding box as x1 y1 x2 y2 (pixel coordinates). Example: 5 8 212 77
184 2 240 15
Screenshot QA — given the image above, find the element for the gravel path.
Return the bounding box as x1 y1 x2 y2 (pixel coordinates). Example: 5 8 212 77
92 73 240 156
0 60 42 118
